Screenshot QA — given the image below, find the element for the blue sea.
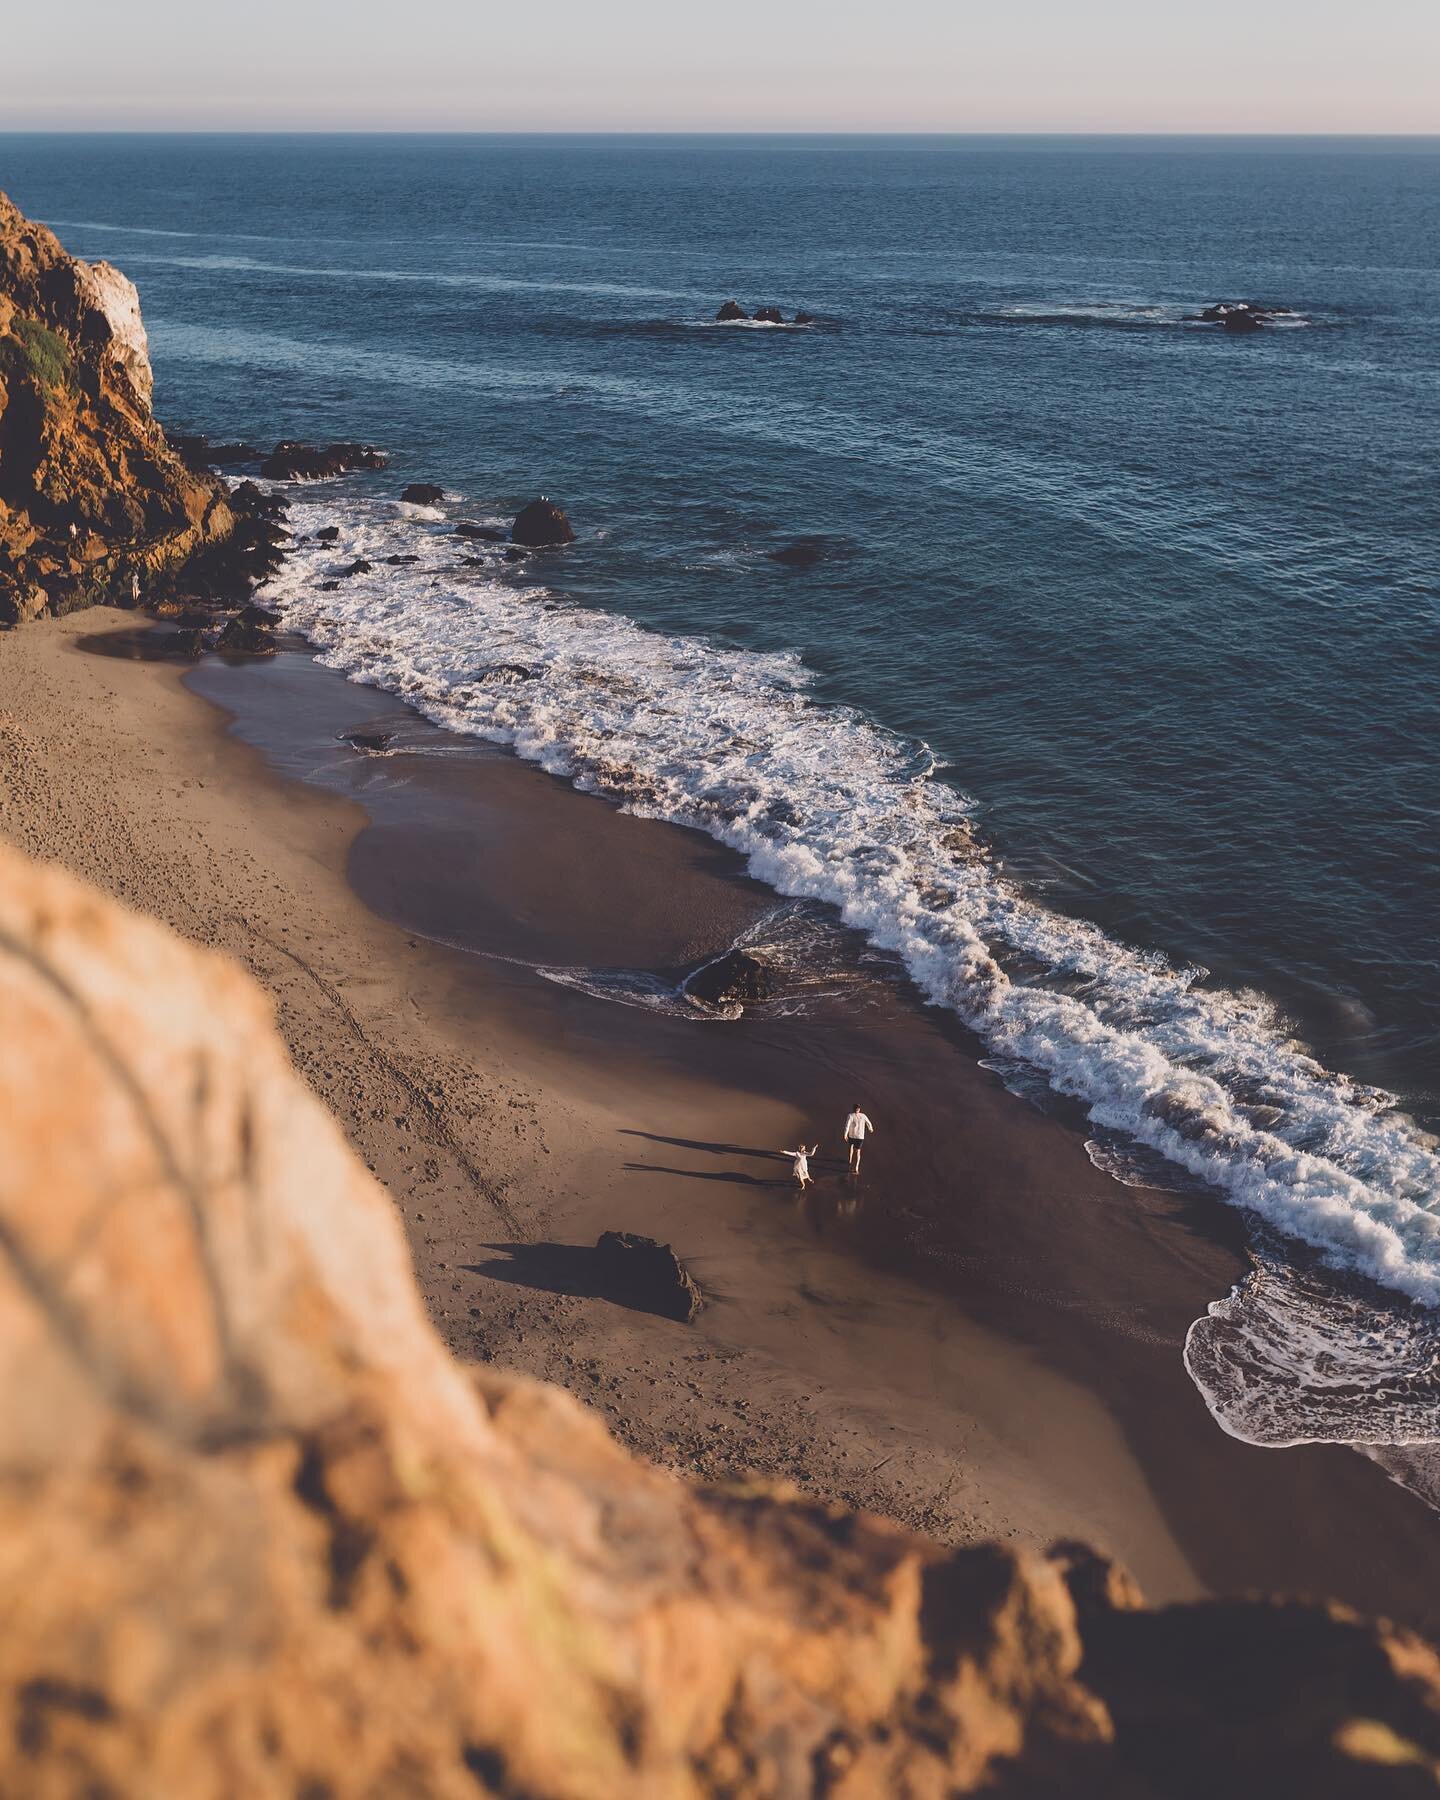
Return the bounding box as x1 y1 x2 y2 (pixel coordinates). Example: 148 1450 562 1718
5 133 1439 1457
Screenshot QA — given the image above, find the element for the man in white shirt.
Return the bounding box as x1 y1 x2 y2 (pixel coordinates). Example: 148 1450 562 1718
843 1103 875 1172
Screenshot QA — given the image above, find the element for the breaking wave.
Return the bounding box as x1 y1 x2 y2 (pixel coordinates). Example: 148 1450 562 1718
258 491 1440 1448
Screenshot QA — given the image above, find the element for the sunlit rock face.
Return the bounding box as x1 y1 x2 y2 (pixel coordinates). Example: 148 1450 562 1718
0 192 232 625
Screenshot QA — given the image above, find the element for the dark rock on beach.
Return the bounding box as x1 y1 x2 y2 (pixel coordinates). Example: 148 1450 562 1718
259 441 388 482
454 522 508 542
401 483 446 505
594 1231 705 1324
715 299 749 321
511 498 575 547
683 949 777 1010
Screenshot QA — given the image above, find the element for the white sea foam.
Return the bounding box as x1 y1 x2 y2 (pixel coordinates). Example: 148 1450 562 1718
260 493 1440 1445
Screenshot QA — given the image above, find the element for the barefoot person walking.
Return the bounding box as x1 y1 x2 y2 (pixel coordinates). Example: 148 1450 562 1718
843 1103 875 1173
785 1142 819 1190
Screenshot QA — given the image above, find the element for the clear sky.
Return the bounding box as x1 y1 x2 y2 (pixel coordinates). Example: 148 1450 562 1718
3 0 1437 133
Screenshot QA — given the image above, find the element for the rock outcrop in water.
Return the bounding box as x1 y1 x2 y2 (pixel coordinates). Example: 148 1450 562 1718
511 496 575 546
0 191 236 625
259 441 388 481
1 838 1440 1794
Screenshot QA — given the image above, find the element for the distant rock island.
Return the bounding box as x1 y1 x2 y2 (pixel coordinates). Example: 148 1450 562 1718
715 299 815 325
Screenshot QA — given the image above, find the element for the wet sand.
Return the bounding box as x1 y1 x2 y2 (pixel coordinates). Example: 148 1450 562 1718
2 608 1436 1630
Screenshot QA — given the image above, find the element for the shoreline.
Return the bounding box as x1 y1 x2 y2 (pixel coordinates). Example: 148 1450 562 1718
3 607 1437 1628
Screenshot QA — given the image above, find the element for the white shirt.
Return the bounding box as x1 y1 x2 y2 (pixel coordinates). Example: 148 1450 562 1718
844 1111 874 1140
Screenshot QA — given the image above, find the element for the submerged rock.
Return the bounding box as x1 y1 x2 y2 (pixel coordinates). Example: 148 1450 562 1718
400 482 446 505
794 309 816 326
511 498 575 547
340 729 396 754
454 522 508 542
769 537 831 569
752 306 785 325
684 948 777 1009
594 1231 705 1323
715 299 749 321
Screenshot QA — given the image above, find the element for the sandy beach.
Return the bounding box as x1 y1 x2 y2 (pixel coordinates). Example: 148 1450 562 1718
2 606 1435 1631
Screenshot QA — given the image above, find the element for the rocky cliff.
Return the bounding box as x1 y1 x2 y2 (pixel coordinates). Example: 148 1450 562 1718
0 191 234 625
1 836 1438 1797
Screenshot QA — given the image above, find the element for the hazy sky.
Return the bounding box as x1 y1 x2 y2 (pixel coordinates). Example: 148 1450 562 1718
3 0 1438 133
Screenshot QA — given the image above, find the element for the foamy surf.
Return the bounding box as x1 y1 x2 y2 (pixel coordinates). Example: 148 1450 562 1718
258 490 1440 1453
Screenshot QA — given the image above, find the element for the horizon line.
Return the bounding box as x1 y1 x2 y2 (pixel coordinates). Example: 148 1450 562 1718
2 128 1439 139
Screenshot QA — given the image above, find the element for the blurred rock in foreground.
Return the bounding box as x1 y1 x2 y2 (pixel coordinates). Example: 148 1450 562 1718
0 837 1438 1797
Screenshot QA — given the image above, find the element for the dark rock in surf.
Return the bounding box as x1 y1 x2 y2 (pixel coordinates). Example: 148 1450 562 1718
259 441 388 482
794 310 815 326
320 581 340 591
340 730 396 754
214 614 276 655
480 663 535 682
683 949 776 1010
752 306 784 325
594 1231 704 1324
502 547 527 562
338 559 373 577
511 499 575 547
715 299 748 321
168 627 210 659
314 526 341 543
401 483 446 505
769 537 831 569
170 434 261 473
454 523 508 542
383 554 421 564
1221 310 1265 334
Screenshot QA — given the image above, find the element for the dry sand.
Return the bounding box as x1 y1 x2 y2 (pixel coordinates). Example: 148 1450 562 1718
2 608 1435 1628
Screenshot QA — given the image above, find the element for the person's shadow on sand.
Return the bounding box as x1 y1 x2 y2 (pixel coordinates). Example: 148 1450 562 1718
621 1162 787 1188
619 1130 790 1163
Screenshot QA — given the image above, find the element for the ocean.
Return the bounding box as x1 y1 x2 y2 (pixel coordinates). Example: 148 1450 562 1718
4 132 1438 1464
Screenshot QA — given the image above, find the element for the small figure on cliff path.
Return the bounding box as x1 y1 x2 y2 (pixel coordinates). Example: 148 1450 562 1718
786 1144 819 1190
844 1105 875 1173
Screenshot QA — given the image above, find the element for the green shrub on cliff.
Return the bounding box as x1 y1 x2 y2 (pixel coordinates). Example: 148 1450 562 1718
2 315 72 389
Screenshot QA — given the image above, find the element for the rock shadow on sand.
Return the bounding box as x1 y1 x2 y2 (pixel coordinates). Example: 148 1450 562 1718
469 1238 706 1322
